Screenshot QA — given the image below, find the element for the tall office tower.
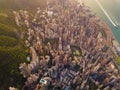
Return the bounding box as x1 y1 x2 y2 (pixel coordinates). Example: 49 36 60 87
19 63 31 78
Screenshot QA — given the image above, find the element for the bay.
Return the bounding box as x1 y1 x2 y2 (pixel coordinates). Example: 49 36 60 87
84 0 120 43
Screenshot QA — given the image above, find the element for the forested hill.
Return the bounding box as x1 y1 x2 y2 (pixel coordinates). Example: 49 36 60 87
0 0 46 90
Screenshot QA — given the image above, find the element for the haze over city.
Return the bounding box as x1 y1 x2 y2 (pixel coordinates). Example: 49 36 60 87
0 0 120 90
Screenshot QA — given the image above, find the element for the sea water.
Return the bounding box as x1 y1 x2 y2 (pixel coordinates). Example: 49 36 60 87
84 0 120 43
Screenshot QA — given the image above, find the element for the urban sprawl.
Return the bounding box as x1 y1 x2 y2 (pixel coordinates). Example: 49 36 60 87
10 0 120 90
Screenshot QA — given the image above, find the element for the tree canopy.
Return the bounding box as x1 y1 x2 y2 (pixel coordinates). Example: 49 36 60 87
0 0 46 89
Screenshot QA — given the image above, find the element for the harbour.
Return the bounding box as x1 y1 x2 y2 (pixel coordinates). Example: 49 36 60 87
85 0 120 43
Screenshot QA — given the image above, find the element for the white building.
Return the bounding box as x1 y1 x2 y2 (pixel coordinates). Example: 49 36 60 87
113 40 120 55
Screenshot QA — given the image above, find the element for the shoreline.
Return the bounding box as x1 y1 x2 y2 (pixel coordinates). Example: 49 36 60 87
85 0 120 44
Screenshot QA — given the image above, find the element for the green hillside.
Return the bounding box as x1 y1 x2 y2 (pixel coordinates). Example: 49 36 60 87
0 0 46 89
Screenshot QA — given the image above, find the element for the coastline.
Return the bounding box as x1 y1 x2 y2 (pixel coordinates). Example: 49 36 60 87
85 0 120 44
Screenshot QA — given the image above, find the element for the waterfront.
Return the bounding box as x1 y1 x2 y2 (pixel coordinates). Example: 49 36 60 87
12 0 120 89
85 0 120 43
